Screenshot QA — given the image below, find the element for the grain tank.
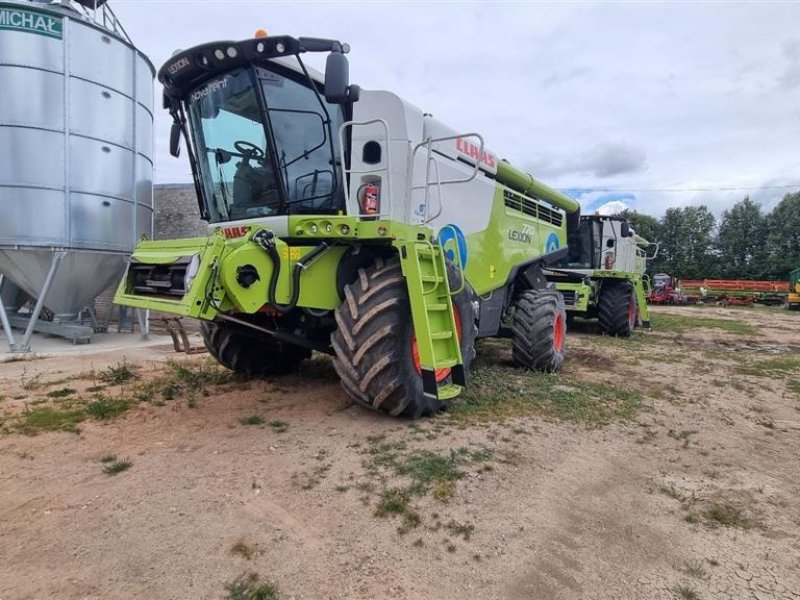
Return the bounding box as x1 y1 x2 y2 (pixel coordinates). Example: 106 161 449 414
0 0 154 351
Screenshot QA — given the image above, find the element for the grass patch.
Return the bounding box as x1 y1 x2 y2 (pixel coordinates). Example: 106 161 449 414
225 572 279 600
12 406 85 434
240 414 265 426
451 354 640 424
103 458 132 475
46 387 76 399
269 420 288 433
650 313 755 336
86 396 131 420
99 454 117 463
375 487 412 517
683 560 707 580
733 355 800 378
99 361 137 385
707 503 749 528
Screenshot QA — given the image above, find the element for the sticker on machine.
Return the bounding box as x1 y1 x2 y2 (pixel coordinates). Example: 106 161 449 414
545 232 560 253
438 224 468 268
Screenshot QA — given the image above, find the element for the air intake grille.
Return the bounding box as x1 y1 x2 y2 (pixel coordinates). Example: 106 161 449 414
503 190 563 227
559 290 577 306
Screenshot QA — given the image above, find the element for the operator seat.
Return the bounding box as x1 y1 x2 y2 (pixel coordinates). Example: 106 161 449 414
230 156 279 220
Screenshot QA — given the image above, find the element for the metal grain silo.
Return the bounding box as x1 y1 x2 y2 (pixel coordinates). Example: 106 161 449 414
0 0 154 351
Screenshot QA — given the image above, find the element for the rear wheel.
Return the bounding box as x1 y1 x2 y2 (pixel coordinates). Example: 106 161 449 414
331 257 476 418
511 289 566 372
200 321 311 377
598 281 636 336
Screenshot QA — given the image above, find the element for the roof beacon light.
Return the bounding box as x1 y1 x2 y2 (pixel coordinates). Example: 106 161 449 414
254 29 268 38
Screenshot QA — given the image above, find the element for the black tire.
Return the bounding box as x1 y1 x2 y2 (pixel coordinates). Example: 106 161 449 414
331 257 477 418
200 321 311 376
598 281 636 337
511 289 566 372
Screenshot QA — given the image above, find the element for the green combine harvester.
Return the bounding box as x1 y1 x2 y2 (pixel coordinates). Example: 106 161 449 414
544 215 653 336
114 33 581 417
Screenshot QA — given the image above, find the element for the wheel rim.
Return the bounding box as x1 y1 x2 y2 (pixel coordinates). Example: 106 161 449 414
553 312 565 353
412 305 462 382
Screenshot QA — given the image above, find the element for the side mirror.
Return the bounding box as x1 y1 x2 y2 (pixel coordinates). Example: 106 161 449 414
169 121 182 158
620 222 631 237
324 51 350 103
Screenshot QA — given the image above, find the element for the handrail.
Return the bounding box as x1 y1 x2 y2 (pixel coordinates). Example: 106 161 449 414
338 118 393 219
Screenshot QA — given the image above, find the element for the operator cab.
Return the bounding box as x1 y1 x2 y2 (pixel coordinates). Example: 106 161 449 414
159 36 357 223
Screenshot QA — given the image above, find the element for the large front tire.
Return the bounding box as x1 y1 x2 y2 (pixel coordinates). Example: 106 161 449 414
511 289 566 372
597 281 636 337
200 321 311 377
331 257 476 418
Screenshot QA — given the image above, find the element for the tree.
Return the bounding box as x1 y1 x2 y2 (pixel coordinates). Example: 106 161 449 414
716 196 767 278
764 191 800 279
658 206 716 279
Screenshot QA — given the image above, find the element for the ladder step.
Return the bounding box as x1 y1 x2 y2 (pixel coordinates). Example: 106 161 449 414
426 303 448 311
415 247 434 257
421 275 444 283
436 383 463 401
430 331 453 340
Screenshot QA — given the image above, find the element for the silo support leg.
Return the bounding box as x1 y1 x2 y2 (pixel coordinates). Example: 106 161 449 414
137 309 150 341
0 274 17 349
13 252 66 353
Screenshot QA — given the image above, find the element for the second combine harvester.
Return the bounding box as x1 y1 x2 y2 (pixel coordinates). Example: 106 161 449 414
114 34 581 418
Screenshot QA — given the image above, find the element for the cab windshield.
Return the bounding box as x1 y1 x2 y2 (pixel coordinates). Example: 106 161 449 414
187 65 344 222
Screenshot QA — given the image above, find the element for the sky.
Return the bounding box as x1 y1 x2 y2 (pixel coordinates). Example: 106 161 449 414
111 0 800 218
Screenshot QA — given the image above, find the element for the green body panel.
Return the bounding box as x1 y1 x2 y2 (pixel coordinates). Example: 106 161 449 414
220 241 346 312
554 281 592 312
114 234 226 320
495 161 581 215
461 186 567 295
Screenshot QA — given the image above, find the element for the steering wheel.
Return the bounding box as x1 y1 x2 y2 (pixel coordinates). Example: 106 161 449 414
234 140 265 160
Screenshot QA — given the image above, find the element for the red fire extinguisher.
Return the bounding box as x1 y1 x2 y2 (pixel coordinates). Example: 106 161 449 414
361 183 380 215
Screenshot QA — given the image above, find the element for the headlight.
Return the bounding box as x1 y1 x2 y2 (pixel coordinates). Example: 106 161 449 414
184 254 201 292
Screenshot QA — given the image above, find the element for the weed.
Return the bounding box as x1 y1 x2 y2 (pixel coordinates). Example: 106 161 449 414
240 414 265 426
397 510 422 534
86 396 131 420
231 541 257 560
99 454 117 463
46 388 76 399
659 483 686 502
673 583 700 600
224 572 279 600
168 360 232 387
375 487 412 517
99 361 137 385
269 420 288 433
334 484 350 493
445 520 475 541
707 503 749 528
103 458 132 475
20 369 43 391
683 560 707 580
446 542 456 553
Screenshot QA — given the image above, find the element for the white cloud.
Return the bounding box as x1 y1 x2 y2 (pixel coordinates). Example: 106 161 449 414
109 1 800 217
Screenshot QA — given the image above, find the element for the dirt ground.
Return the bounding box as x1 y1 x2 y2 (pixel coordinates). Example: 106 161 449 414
1 305 799 600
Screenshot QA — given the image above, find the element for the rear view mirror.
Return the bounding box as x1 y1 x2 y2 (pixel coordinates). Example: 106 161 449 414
169 121 182 157
620 222 631 237
324 51 350 103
